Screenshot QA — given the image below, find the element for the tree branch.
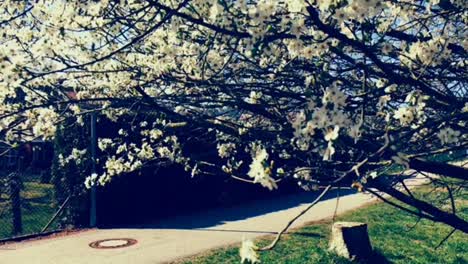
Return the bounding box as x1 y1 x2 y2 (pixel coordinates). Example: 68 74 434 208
368 179 468 233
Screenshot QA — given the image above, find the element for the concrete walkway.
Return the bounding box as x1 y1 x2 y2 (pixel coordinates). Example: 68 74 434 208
0 177 423 264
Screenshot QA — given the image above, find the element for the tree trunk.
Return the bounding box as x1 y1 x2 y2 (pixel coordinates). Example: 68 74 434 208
329 222 373 261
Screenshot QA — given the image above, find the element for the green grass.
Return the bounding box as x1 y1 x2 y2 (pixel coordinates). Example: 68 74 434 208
0 182 58 240
181 188 468 264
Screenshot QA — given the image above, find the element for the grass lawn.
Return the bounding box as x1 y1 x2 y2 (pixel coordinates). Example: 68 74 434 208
181 187 468 264
0 182 57 240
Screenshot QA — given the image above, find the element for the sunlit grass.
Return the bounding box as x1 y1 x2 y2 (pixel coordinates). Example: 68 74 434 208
0 182 57 240
181 188 467 264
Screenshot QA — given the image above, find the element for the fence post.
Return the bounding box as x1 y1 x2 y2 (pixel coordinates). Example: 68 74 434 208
90 112 97 227
9 172 22 236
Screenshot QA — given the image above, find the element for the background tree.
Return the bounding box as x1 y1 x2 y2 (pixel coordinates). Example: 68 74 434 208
0 0 467 261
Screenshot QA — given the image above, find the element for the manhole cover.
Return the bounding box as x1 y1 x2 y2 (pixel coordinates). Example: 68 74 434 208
89 238 137 249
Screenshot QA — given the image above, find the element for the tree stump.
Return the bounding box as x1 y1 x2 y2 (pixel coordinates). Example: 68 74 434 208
328 222 373 261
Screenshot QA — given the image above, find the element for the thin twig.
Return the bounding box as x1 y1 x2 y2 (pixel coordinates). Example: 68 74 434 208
259 185 332 251
332 185 341 223
405 216 422 232
435 228 456 249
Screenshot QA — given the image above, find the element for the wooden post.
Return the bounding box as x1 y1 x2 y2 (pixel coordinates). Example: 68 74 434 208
329 222 373 260
9 172 23 236
90 112 97 227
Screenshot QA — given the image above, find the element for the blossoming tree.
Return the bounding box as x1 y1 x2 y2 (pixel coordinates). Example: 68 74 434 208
0 0 467 261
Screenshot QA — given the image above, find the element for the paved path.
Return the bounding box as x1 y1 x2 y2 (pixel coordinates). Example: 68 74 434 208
0 177 424 264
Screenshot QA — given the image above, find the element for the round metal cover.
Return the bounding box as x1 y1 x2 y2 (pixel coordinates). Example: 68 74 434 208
89 238 137 249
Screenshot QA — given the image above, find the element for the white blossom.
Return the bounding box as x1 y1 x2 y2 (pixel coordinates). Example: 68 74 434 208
324 125 340 142
98 138 113 151
437 128 461 145
322 85 347 108
137 142 155 160
247 148 278 190
239 238 260 264
323 141 335 161
217 143 236 158
394 107 414 126
84 173 98 189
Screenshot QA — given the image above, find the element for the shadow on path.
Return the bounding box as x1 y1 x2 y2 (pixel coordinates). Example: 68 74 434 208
102 188 356 230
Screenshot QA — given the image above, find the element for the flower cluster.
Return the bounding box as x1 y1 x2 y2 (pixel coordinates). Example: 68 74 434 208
58 148 87 167
437 128 461 145
291 81 353 161
0 1 465 261
29 108 59 140
247 147 278 191
217 143 236 158
402 37 452 67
